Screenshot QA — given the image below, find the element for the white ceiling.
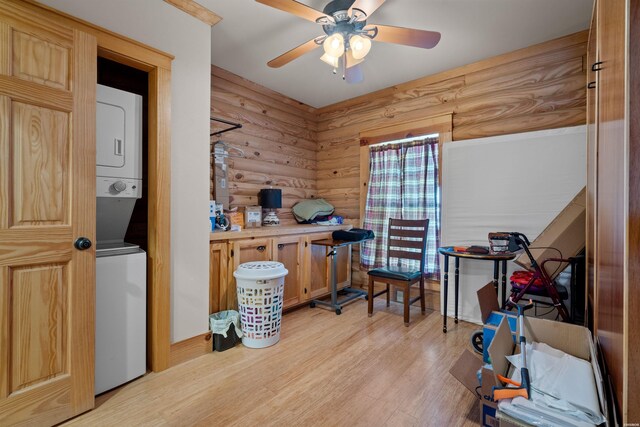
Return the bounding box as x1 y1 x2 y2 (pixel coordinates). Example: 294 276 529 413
204 0 592 108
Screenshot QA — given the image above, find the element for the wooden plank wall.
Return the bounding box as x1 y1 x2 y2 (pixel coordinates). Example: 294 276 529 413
210 31 588 285
315 31 588 285
210 66 318 225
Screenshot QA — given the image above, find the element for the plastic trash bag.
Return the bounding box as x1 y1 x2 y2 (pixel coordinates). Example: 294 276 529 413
209 310 242 338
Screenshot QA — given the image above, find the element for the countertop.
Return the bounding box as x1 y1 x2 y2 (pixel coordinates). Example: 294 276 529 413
209 224 352 242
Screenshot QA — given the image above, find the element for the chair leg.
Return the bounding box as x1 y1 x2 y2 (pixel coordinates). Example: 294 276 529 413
420 277 426 314
368 275 374 317
386 283 390 307
403 284 410 326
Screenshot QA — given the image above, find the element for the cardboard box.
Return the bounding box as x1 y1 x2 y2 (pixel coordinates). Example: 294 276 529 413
240 206 261 228
450 284 515 427
450 283 607 427
488 315 606 426
225 210 244 228
213 163 230 209
514 187 586 278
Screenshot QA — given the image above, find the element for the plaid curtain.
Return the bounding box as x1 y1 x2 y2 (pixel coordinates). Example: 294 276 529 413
361 137 440 278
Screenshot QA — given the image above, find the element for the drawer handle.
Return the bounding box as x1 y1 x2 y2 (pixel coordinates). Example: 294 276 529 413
278 244 285 250
591 61 603 72
587 81 596 89
257 245 266 252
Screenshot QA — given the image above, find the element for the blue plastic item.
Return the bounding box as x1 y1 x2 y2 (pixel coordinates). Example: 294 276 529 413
482 311 517 363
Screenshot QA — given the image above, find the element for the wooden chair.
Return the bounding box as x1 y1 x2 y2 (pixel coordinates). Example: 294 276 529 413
367 218 429 326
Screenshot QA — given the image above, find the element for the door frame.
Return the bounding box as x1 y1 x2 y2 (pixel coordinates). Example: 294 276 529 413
28 0 173 371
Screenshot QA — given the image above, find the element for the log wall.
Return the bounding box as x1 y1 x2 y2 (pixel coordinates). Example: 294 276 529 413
315 31 588 285
211 31 588 286
211 66 318 225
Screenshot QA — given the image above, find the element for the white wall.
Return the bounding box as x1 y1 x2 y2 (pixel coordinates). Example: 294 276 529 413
440 125 586 324
39 0 213 342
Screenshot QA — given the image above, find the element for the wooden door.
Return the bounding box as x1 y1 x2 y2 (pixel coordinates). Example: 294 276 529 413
0 2 96 425
594 0 626 415
228 238 272 308
273 236 303 309
307 234 331 299
306 233 353 300
585 1 598 331
335 245 352 288
209 242 228 313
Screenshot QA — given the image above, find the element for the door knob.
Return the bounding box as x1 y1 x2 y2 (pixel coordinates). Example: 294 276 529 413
74 237 92 250
111 180 127 193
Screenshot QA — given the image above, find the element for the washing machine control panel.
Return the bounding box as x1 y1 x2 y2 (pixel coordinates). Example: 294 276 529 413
97 177 142 198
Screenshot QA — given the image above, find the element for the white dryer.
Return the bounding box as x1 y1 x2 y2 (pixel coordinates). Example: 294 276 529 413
95 84 146 395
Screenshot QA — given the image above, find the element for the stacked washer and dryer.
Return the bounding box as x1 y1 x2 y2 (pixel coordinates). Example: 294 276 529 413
95 84 146 395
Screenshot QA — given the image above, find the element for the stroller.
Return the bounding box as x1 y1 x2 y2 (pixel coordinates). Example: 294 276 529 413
504 232 570 321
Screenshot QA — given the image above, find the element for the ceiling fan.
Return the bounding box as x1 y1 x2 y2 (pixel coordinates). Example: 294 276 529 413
256 0 441 83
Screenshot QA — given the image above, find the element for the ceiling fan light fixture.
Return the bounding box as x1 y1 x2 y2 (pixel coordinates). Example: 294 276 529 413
320 53 340 68
350 34 371 60
323 33 345 57
345 50 364 68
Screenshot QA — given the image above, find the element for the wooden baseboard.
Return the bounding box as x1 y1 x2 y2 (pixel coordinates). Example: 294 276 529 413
169 332 213 367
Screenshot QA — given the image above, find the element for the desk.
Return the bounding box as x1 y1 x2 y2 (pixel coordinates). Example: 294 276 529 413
438 246 516 333
310 238 371 314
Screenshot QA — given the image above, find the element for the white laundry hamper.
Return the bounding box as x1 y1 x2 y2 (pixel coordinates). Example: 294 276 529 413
233 261 288 348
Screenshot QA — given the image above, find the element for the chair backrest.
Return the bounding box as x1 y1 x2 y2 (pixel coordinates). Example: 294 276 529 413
386 218 430 272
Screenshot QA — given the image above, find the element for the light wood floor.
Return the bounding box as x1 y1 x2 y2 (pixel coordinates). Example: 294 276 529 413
65 299 481 426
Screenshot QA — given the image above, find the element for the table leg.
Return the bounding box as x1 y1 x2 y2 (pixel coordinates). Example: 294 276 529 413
493 260 499 294
443 255 449 333
501 260 508 308
310 244 365 313
331 248 338 312
454 257 459 324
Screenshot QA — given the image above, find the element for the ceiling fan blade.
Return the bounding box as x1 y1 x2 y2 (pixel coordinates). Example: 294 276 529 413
349 0 386 17
267 38 320 68
256 0 330 23
345 63 364 83
374 25 441 49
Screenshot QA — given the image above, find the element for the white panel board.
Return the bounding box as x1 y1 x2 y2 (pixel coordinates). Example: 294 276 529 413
440 125 586 325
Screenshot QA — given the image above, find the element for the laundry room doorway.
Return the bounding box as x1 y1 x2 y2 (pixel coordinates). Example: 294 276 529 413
94 42 173 373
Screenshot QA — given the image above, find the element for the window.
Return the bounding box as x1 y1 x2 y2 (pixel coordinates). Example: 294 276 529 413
361 135 441 278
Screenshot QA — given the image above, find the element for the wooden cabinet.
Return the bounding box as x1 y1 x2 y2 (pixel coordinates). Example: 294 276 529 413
209 243 229 314
233 238 273 265
273 235 304 307
306 233 351 299
209 225 353 312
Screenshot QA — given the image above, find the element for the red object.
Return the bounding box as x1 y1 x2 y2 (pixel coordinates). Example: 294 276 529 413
510 270 546 293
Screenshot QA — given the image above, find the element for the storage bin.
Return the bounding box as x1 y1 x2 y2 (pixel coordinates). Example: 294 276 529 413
233 261 288 348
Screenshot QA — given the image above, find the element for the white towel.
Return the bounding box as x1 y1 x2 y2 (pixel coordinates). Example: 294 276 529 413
499 397 595 427
502 341 605 425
